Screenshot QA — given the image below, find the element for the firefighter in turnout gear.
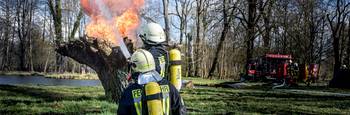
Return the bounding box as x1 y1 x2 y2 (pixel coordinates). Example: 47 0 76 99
287 60 299 85
117 49 186 115
139 23 169 78
139 23 183 91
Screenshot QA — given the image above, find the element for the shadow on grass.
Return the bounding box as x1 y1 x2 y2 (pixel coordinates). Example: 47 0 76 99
1 98 42 106
0 85 110 114
192 86 350 100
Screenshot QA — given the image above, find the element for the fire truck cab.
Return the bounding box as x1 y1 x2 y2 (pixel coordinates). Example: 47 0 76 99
246 54 292 80
245 53 320 85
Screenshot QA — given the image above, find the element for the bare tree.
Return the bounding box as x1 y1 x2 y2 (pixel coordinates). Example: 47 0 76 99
245 0 258 74
346 17 350 66
194 0 204 77
15 0 37 71
258 0 274 53
172 0 195 77
48 0 130 103
0 0 14 70
326 0 350 75
208 0 238 78
174 0 194 44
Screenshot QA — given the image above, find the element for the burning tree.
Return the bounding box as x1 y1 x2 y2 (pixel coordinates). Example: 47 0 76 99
48 0 144 103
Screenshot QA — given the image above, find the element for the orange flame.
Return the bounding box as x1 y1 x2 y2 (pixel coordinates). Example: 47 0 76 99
116 9 139 37
86 16 117 44
80 0 144 45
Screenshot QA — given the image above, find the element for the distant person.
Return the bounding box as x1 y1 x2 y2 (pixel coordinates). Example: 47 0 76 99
294 62 299 72
341 65 348 70
118 49 186 115
287 60 298 85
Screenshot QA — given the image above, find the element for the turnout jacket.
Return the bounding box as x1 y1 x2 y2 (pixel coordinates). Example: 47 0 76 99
144 45 169 78
117 79 186 115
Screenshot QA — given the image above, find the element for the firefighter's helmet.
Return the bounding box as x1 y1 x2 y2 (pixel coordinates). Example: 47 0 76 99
130 49 156 73
140 22 166 45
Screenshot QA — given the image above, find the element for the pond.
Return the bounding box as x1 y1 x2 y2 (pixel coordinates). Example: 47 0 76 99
0 76 101 86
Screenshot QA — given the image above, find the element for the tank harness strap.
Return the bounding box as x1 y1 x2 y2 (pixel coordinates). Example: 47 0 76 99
159 55 166 77
132 89 142 115
170 60 182 65
165 49 170 80
146 93 163 100
160 85 170 115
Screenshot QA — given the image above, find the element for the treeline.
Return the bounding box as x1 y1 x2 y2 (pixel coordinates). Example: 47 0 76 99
0 0 89 73
163 0 350 79
0 0 349 79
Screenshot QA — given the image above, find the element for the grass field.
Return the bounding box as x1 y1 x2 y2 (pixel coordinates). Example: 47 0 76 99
0 78 350 114
0 71 98 80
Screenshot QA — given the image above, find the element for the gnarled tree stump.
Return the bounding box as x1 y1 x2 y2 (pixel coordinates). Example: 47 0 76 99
56 36 132 103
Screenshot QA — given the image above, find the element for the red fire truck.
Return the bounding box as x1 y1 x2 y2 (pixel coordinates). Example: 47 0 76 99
245 54 319 85
247 54 292 80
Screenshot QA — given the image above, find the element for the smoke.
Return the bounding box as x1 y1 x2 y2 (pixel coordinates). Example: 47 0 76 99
81 0 144 17
94 0 113 19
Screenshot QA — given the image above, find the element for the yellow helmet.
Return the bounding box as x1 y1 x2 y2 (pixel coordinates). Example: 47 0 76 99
130 49 156 73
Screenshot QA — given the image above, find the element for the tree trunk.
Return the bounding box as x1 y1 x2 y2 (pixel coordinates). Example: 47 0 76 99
317 17 326 79
28 2 34 72
72 62 76 73
208 0 230 78
19 38 27 71
1 1 12 70
29 35 34 72
326 0 349 76
262 17 271 52
43 50 51 73
260 0 273 53
333 35 341 75
97 68 128 103
1 24 10 71
347 18 350 66
70 9 83 41
339 23 346 65
162 0 170 43
48 0 64 73
195 0 203 77
16 0 29 71
187 34 195 77
245 0 257 74
56 38 129 103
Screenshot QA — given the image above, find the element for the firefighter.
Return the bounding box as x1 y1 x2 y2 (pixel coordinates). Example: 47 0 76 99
341 65 347 70
287 60 298 85
117 49 186 115
139 23 169 78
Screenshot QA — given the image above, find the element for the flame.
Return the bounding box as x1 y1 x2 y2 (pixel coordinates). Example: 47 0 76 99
80 0 144 45
116 9 139 37
86 16 117 44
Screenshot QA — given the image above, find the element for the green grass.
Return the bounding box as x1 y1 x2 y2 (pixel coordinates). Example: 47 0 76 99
0 71 44 76
45 73 98 80
182 87 350 114
0 85 114 114
0 71 98 80
183 77 235 86
0 79 350 114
